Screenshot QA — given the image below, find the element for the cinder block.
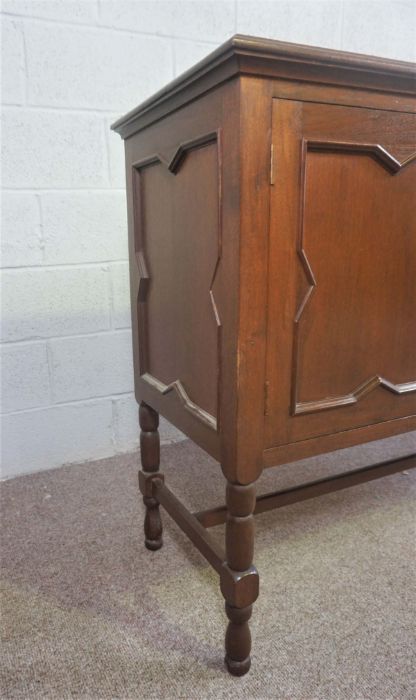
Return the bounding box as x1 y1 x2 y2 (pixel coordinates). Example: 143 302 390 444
41 191 128 264
107 118 127 188
50 330 134 402
1 400 114 478
2 109 108 189
1 193 42 267
112 394 139 451
98 0 235 43
25 22 173 111
1 17 25 104
342 1 416 61
173 39 216 76
236 1 343 49
114 393 186 452
1 342 50 412
110 262 131 329
1 266 111 341
1 0 98 24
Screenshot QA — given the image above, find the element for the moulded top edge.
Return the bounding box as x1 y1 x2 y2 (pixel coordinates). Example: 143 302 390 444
111 34 416 138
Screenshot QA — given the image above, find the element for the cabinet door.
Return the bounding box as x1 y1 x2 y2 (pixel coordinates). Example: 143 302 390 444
265 99 416 449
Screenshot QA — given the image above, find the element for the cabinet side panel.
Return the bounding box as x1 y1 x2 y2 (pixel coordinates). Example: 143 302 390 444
133 138 220 425
123 80 241 461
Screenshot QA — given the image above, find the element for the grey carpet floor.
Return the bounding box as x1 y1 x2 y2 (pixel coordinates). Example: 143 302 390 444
1 433 416 699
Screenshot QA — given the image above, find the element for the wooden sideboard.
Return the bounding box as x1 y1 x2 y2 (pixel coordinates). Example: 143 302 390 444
112 35 416 676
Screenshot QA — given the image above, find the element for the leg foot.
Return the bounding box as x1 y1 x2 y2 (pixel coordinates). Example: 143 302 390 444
224 603 252 676
222 482 258 676
139 402 163 551
145 541 163 551
225 657 251 677
144 499 163 550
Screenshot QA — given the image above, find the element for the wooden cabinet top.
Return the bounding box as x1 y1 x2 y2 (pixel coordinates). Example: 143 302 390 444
112 34 416 138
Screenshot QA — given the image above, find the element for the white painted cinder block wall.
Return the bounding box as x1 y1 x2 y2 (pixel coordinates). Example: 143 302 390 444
1 0 415 479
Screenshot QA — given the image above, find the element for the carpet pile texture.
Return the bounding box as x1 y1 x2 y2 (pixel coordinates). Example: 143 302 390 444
1 433 415 699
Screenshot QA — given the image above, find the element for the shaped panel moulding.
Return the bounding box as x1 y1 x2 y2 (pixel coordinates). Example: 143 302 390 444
292 139 416 416
132 131 222 430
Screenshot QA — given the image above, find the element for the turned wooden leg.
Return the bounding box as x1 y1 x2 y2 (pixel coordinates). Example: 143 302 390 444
221 481 258 676
138 401 163 551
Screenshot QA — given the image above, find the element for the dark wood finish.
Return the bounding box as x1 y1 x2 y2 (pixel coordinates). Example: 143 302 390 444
112 36 416 676
112 35 416 139
121 79 242 467
263 414 416 467
132 132 221 428
138 402 163 550
265 99 416 448
222 482 258 676
195 453 416 528
152 477 225 573
150 478 260 613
